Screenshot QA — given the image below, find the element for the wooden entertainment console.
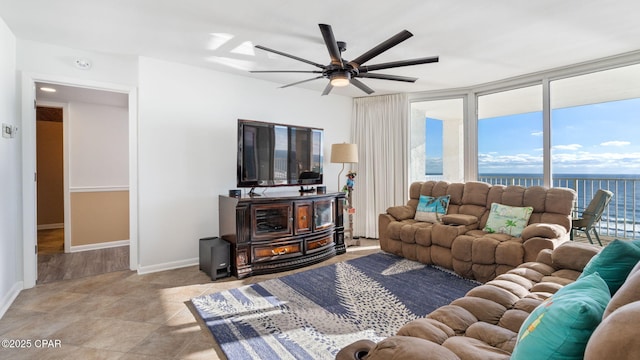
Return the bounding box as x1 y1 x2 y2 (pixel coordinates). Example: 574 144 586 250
219 191 346 279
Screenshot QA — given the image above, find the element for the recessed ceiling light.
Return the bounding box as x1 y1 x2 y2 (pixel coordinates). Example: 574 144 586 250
74 58 92 70
40 87 57 92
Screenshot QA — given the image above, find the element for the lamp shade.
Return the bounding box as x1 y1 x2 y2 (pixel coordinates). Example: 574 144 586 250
330 143 358 163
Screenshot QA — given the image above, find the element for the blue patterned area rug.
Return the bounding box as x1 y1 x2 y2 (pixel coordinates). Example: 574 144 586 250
191 252 479 360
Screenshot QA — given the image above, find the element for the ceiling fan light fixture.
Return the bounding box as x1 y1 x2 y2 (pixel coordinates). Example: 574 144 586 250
330 72 351 87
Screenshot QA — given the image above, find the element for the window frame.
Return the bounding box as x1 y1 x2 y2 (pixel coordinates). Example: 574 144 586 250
408 51 640 185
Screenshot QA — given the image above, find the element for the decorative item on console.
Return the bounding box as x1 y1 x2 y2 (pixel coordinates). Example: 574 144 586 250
342 170 357 193
343 170 359 246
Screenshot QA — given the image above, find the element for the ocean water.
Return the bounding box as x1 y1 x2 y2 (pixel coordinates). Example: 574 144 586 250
478 174 640 239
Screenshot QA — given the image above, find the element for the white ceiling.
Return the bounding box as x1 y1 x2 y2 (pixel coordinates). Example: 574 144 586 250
2 0 640 97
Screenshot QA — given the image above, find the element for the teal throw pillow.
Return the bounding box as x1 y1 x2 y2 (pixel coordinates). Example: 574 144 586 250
578 239 640 295
511 272 611 360
483 203 533 237
414 195 450 223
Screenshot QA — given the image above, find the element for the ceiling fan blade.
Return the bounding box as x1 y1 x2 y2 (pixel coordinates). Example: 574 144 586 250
321 82 333 96
359 56 439 72
255 45 326 69
318 24 343 68
280 76 324 89
356 73 418 83
350 78 375 95
348 30 413 67
250 70 324 74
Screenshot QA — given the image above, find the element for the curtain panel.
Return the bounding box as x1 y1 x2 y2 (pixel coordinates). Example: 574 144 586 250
351 93 409 238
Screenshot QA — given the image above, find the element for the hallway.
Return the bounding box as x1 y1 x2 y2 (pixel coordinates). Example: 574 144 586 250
37 229 129 284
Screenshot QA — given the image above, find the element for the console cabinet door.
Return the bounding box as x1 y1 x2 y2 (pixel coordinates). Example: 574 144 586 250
251 203 293 240
294 201 313 234
314 198 335 231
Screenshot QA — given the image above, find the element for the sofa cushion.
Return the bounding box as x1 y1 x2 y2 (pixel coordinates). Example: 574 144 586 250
462 181 491 206
578 239 640 294
415 195 450 223
426 305 477 334
465 322 517 352
442 336 511 360
603 262 640 318
396 318 455 344
584 301 640 360
511 272 610 360
483 203 533 237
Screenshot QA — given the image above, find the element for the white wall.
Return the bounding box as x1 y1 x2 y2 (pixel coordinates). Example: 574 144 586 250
0 17 21 318
137 57 352 271
69 102 128 187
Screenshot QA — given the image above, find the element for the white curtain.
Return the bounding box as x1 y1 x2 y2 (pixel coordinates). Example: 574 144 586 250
351 93 409 238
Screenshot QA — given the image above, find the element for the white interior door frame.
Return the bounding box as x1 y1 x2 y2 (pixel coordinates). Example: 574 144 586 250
21 72 138 288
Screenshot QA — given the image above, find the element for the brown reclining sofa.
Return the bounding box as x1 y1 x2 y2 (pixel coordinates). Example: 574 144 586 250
379 181 576 283
338 241 640 359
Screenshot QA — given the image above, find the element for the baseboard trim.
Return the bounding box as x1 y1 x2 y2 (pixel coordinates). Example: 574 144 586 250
0 281 24 319
37 223 64 230
70 239 130 253
137 258 198 275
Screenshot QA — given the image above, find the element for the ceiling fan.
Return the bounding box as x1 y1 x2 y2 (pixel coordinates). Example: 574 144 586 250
251 24 439 95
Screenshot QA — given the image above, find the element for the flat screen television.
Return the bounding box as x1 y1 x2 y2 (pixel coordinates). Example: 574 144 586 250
237 119 324 189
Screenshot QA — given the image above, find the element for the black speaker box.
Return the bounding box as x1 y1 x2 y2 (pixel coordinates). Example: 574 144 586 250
199 237 231 280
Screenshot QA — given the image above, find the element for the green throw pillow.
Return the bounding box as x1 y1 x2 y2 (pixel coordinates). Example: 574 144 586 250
511 273 611 360
483 203 533 237
414 195 450 223
578 239 640 295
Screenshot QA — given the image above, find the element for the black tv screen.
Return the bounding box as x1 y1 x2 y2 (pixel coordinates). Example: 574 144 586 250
237 119 324 188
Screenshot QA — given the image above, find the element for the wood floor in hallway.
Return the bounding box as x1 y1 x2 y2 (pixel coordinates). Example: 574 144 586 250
37 228 130 284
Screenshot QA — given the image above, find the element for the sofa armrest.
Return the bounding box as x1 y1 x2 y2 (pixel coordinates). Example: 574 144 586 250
520 223 567 241
387 205 416 221
550 241 600 272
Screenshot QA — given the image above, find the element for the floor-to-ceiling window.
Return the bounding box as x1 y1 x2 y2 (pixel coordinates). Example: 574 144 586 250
477 85 543 186
551 63 640 238
410 98 465 183
407 53 640 238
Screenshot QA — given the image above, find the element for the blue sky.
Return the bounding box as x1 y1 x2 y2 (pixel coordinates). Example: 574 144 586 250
427 97 640 175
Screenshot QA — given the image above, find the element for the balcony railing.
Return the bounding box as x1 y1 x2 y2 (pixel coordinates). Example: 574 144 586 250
477 175 639 240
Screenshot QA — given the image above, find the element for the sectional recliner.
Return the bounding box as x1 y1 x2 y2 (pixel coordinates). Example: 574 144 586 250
379 181 576 282
337 181 640 360
338 240 640 360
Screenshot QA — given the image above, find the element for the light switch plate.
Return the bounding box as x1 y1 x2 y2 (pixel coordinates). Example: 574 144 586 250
2 124 16 138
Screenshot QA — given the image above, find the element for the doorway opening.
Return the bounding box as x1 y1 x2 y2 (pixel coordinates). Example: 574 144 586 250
36 105 64 256
35 82 131 284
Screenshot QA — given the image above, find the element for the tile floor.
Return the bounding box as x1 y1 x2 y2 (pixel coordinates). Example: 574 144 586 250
0 240 381 360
